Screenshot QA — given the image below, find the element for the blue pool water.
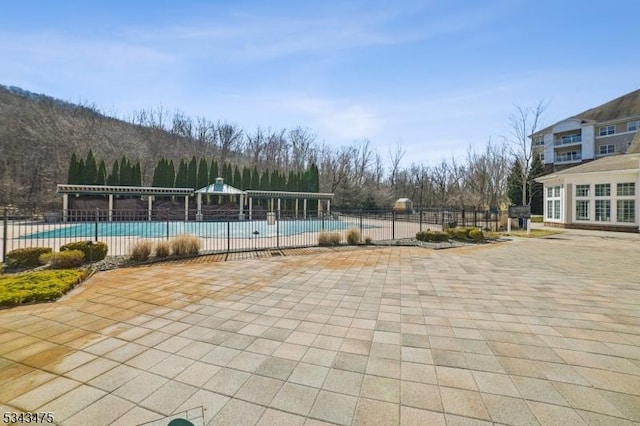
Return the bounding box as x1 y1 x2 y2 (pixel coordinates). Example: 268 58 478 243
24 219 375 239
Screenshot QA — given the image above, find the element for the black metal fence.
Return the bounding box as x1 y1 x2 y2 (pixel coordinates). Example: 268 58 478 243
1 208 501 261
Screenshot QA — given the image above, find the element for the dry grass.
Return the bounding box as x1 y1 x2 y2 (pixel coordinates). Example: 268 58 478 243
130 240 153 262
154 240 171 258
171 234 201 256
346 228 361 245
503 229 564 238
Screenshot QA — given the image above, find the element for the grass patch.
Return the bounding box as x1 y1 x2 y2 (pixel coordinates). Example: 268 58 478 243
502 229 564 238
0 269 88 307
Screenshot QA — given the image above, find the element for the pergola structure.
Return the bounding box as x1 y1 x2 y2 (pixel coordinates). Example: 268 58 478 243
195 178 334 220
58 179 334 222
57 184 193 222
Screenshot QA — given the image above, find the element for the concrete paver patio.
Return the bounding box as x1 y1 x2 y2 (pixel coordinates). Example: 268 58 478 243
0 230 639 425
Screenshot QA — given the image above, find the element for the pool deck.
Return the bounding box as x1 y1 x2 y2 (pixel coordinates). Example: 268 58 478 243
0 229 639 425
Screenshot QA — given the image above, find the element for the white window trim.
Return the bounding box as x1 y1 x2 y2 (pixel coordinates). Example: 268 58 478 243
598 144 615 155
627 120 639 132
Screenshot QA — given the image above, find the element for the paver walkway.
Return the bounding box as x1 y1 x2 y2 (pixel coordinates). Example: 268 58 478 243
1 231 639 425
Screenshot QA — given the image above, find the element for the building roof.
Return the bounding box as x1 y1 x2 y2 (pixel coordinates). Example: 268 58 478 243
195 182 245 195
536 153 640 182
534 88 640 135
57 184 193 196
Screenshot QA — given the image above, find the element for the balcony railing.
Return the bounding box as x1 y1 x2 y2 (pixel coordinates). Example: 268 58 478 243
554 135 582 146
555 152 582 163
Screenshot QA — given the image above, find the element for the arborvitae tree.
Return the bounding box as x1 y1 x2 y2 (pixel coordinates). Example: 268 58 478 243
260 169 270 190
222 162 232 184
187 156 198 189
197 157 209 189
132 161 142 186
309 163 320 192
97 160 107 186
210 159 219 181
233 166 242 188
270 170 279 191
507 160 524 205
168 160 176 187
67 153 80 184
250 166 260 190
241 166 251 190
84 149 98 185
175 159 188 188
152 158 164 187
107 159 119 186
119 156 130 186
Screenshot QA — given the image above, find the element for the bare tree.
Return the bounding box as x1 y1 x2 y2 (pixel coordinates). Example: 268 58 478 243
387 143 405 199
506 101 547 206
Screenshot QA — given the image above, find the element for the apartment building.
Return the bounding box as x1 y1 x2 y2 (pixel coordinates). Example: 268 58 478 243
532 89 640 171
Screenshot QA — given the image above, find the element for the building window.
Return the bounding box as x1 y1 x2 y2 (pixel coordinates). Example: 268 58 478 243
628 121 639 132
534 136 544 146
546 185 561 220
595 183 611 197
576 200 590 220
538 153 544 162
599 144 615 155
617 200 635 223
617 182 635 196
576 184 590 197
595 200 611 222
599 125 615 136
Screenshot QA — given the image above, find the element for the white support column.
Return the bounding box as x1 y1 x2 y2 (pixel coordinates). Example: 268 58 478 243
148 196 153 221
318 199 322 218
185 196 189 221
327 199 331 215
277 198 281 219
295 199 299 218
239 194 245 220
108 194 114 222
62 194 69 223
303 199 307 219
196 193 202 221
249 197 253 221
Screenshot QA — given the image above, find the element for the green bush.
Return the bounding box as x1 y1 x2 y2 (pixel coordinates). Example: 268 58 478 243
447 227 474 240
130 240 153 262
416 230 449 242
60 241 108 262
5 247 52 270
428 231 449 242
346 228 361 245
0 269 87 306
154 240 171 258
40 250 85 269
416 231 429 242
170 234 200 256
469 229 484 241
531 216 543 223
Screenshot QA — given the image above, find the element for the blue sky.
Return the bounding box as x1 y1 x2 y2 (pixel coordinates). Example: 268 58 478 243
2 0 639 167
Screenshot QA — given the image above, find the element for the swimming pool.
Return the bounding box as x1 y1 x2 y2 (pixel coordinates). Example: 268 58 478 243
23 219 376 239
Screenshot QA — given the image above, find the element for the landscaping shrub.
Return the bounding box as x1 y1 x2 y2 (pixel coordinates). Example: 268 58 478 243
484 231 500 240
428 231 449 242
130 240 153 262
346 228 361 245
0 269 87 306
469 229 484 242
447 227 473 240
416 230 448 242
329 232 341 246
5 247 52 270
170 234 200 256
530 216 543 223
416 231 429 242
318 232 331 246
154 240 171 258
60 241 108 262
40 250 85 269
